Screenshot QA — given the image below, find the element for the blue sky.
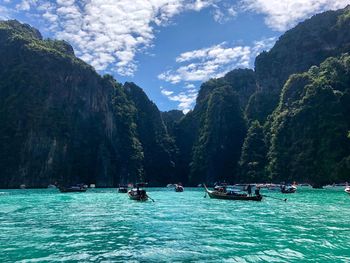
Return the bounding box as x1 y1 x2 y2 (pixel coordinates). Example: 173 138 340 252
0 0 348 112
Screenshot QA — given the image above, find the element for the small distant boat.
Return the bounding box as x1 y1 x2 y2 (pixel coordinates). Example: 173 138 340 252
345 186 350 195
281 185 297 194
47 184 57 189
58 184 87 193
204 185 262 201
118 185 128 193
90 184 96 188
19 184 26 189
175 184 184 192
128 188 148 201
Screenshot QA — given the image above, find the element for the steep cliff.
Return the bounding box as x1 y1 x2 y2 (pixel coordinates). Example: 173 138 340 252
174 70 252 185
266 54 350 186
247 5 350 122
124 82 177 185
0 20 175 187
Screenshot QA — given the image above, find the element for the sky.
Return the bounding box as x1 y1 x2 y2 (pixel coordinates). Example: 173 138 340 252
0 0 349 112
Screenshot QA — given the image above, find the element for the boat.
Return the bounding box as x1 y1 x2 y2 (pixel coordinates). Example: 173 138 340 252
128 188 149 201
58 184 87 193
19 184 26 189
175 184 184 192
118 185 128 193
47 184 57 189
345 186 350 195
204 185 262 201
281 185 297 194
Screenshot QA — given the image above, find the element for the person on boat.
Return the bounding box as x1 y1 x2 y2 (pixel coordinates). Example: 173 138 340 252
247 184 252 196
136 187 140 196
255 187 261 197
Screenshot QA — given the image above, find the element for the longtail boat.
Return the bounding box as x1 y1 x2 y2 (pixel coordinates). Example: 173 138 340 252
204 185 262 201
281 185 297 194
175 184 184 192
128 188 149 201
58 184 87 193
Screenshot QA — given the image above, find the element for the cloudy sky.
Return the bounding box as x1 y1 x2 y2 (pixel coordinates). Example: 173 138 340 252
0 0 349 112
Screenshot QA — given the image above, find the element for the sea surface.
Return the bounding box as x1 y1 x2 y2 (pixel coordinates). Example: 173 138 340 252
0 187 349 262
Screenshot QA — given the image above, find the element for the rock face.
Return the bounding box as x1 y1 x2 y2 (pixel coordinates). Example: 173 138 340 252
124 82 177 186
266 55 350 186
172 6 350 186
1 5 350 188
173 71 251 185
0 20 173 188
246 6 350 122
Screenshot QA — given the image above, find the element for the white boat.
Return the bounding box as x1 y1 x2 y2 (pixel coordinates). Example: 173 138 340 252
345 186 350 195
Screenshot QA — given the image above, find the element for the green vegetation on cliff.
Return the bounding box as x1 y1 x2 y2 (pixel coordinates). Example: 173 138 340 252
247 6 350 122
267 55 350 186
0 20 173 187
1 6 350 188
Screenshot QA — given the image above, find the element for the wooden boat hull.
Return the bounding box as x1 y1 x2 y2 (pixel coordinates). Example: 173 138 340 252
204 185 262 201
59 187 87 193
128 190 148 201
281 189 296 194
175 186 184 192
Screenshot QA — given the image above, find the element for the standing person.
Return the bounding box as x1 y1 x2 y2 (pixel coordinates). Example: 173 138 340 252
247 184 252 196
255 187 261 197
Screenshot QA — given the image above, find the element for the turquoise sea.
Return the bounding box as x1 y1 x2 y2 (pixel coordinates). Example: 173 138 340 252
0 188 349 262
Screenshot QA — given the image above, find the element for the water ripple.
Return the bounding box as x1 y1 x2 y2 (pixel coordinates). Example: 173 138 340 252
0 188 349 262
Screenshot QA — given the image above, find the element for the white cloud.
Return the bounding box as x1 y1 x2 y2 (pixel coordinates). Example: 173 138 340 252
185 83 195 89
159 37 275 111
161 86 198 113
159 37 276 84
241 0 350 31
212 3 237 23
0 4 10 19
5 0 346 77
160 88 174 96
6 0 217 76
